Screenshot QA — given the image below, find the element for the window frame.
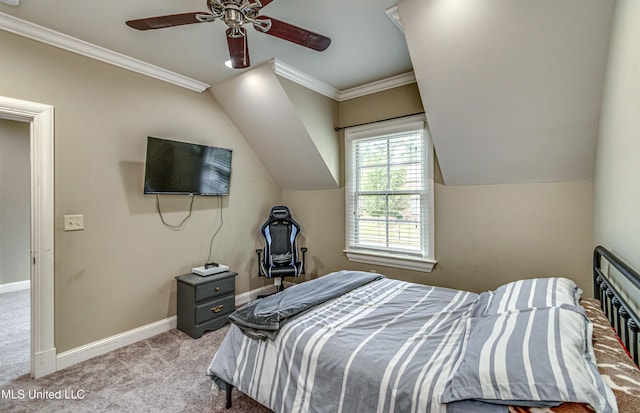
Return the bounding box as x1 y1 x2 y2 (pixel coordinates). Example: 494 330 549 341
344 114 436 272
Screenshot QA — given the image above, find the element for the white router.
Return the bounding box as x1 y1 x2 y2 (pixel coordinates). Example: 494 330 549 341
192 264 229 276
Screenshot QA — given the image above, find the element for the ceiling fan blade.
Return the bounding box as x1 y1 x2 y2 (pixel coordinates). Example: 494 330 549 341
255 16 331 52
257 0 275 8
227 28 250 69
126 12 214 30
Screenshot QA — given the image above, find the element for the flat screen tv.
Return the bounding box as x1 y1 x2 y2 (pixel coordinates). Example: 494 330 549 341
143 136 232 196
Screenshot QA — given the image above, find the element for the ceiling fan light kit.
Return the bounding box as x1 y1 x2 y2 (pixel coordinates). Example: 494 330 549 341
126 0 331 69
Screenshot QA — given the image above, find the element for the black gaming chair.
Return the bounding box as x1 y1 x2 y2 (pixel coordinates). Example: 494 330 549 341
255 205 307 294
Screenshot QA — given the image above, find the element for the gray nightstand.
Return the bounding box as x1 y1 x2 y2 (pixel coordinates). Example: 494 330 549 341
175 271 238 339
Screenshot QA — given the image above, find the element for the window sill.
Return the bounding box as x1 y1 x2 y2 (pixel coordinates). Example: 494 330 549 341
343 250 437 273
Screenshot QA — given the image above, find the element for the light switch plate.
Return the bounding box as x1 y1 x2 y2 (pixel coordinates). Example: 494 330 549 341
64 214 84 231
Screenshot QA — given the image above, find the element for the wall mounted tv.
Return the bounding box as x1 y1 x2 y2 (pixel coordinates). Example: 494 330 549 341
143 136 232 196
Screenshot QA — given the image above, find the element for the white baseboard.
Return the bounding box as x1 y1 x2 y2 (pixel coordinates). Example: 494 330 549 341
236 284 278 305
56 316 177 371
0 279 30 294
33 347 57 379
55 282 292 372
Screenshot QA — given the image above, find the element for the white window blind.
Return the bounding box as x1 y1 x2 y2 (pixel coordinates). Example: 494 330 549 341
345 115 435 272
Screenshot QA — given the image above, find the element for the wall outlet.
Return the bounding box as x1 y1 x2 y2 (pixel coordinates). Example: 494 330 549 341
64 214 84 231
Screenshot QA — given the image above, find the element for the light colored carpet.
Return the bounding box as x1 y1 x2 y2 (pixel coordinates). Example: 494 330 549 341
0 325 271 413
0 289 30 387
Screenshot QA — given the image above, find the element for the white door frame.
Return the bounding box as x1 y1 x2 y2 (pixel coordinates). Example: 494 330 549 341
0 96 56 378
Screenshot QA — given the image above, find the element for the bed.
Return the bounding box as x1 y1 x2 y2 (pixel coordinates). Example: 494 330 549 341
207 246 640 412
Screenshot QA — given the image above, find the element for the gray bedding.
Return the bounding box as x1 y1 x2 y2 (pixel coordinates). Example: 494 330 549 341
207 273 617 413
229 270 383 340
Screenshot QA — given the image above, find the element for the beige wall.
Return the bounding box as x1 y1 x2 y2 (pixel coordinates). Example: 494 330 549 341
0 30 281 352
285 83 594 294
277 77 340 184
0 119 31 285
593 0 640 309
431 181 592 293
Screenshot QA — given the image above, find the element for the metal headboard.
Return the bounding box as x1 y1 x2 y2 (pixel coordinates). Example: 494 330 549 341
593 245 640 366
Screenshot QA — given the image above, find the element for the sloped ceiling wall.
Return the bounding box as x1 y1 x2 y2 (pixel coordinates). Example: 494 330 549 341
277 76 340 185
398 0 615 185
210 62 339 191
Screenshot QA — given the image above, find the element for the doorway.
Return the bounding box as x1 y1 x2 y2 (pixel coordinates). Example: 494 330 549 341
0 118 31 385
0 96 55 379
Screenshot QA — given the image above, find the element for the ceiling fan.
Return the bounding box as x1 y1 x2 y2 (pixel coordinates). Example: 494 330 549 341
126 0 331 69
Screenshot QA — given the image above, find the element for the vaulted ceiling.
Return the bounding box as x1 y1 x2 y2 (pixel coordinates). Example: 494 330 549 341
399 0 615 185
0 0 617 188
0 0 411 91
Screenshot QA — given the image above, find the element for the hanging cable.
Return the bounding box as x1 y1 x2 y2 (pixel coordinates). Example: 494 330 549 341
204 196 224 266
155 194 194 230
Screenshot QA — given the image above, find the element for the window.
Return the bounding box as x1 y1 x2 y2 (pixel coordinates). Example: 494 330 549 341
344 114 435 272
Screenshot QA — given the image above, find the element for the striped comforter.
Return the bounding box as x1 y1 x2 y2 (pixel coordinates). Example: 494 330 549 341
207 275 617 413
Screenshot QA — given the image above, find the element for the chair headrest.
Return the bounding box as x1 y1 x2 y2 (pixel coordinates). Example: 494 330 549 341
269 205 291 221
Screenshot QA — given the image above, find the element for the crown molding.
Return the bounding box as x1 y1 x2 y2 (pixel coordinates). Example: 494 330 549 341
0 11 210 93
270 59 341 100
338 72 417 101
270 59 415 102
385 5 404 33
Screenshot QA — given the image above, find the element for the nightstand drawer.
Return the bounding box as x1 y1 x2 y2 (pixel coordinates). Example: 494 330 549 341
195 277 235 301
175 271 237 339
195 294 235 324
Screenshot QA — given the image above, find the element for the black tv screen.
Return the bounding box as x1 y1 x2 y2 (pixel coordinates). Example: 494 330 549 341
143 137 232 196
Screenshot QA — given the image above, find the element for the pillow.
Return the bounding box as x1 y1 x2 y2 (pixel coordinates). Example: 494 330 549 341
441 306 617 412
481 277 582 316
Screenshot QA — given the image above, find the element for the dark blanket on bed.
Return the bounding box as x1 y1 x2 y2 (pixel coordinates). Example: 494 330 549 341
229 270 384 340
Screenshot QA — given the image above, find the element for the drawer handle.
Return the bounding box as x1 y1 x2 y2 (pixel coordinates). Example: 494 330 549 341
215 287 220 292
211 305 224 313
